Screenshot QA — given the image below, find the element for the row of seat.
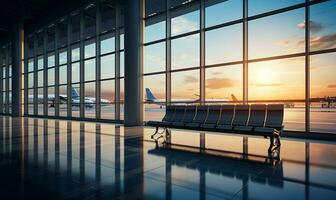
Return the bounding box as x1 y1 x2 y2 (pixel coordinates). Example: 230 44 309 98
147 104 284 138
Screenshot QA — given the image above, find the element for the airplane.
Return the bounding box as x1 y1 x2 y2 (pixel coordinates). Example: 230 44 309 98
145 88 232 106
27 87 112 108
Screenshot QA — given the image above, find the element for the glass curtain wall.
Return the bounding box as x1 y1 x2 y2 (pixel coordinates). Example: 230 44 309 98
144 0 336 134
23 0 124 121
0 44 12 114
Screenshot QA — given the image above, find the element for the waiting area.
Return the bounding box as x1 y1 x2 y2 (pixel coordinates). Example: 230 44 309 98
1 116 336 199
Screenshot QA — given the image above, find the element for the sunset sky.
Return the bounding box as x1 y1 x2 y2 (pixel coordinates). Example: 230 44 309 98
26 0 336 102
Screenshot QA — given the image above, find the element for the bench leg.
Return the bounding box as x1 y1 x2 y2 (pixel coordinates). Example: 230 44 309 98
151 126 160 139
268 136 275 153
276 135 281 146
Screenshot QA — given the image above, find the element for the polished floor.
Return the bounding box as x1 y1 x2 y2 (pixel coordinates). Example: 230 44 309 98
0 116 336 199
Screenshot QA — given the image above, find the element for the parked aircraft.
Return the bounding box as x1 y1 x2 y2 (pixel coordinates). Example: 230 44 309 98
27 87 111 108
145 88 232 105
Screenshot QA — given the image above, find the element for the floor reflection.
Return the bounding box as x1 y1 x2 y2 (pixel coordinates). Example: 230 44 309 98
0 116 335 199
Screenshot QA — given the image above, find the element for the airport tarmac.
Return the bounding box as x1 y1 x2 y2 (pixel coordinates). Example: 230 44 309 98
24 104 336 134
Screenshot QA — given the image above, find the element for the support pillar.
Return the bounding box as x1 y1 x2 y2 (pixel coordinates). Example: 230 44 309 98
11 22 24 117
124 0 144 126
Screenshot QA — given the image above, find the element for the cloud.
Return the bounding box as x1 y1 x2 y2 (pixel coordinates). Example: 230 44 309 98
327 84 336 88
206 78 236 89
310 34 336 50
171 16 198 35
184 75 198 83
297 20 323 33
251 83 284 87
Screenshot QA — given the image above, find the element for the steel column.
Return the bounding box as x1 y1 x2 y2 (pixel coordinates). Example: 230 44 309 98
96 2 102 119
115 1 121 120
124 0 144 126
305 0 310 132
80 10 85 118
166 0 171 105
200 0 205 105
243 0 248 104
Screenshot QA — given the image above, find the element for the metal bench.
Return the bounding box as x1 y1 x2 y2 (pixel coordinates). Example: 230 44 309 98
147 104 284 152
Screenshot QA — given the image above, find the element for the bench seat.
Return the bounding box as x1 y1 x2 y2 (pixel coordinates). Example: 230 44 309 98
234 126 253 132
200 123 216 129
185 122 201 128
217 124 233 131
172 121 185 127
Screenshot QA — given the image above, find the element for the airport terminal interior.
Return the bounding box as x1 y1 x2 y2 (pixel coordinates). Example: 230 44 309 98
0 0 336 199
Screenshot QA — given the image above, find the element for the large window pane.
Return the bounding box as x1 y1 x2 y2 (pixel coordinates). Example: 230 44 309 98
206 65 243 102
38 88 44 116
205 0 243 27
85 82 96 118
59 50 67 65
120 52 125 77
28 59 34 72
310 53 336 133
310 0 336 51
48 54 55 67
59 65 67 85
85 59 95 82
249 57 305 132
144 42 166 73
28 73 34 88
101 54 115 80
145 20 166 43
248 57 305 100
144 74 165 121
171 34 199 70
101 36 115 54
48 68 55 86
72 47 80 62
48 86 55 116
249 8 305 59
37 57 43 70
101 80 115 119
206 24 242 65
72 62 80 83
171 69 199 101
249 0 304 16
37 71 44 87
59 85 67 117
85 42 96 59
171 8 199 36
72 84 80 117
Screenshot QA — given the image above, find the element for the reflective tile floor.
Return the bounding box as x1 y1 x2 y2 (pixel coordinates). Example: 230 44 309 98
1 116 336 199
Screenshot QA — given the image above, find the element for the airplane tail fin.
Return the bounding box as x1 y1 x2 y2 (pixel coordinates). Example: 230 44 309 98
145 88 157 101
72 87 80 98
231 94 238 102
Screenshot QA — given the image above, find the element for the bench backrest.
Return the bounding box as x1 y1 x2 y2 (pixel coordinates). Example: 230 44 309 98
265 104 284 128
204 105 221 124
181 105 197 123
247 104 266 127
217 105 235 125
232 105 250 126
172 105 186 122
162 105 175 122
192 105 208 124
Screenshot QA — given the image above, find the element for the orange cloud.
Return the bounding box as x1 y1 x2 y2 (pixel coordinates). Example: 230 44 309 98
206 78 236 89
184 75 198 83
327 84 336 88
310 34 336 50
